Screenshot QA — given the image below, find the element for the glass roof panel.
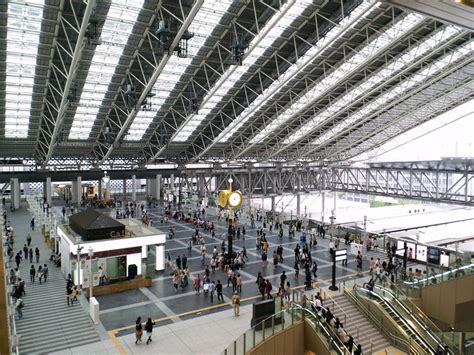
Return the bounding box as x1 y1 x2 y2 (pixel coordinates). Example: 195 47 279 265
4 1 44 138
249 13 425 146
170 0 314 143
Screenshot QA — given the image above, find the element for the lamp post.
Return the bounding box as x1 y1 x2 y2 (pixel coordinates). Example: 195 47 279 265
227 178 233 260
88 248 94 299
76 237 83 290
102 171 110 202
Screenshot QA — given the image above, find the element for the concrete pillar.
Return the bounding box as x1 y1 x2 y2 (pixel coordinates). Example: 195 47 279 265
132 175 137 201
170 174 175 192
332 192 337 221
97 179 102 200
122 179 127 200
72 176 81 204
156 174 161 200
296 194 301 217
44 177 52 205
321 191 325 224
10 178 20 209
146 178 154 197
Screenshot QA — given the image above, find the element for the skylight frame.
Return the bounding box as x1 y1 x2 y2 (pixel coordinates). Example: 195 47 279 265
4 1 45 138
68 0 145 140
170 0 315 143
124 0 235 141
247 13 426 148
212 0 378 145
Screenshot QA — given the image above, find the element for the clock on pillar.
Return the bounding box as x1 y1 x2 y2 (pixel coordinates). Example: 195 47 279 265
218 178 243 262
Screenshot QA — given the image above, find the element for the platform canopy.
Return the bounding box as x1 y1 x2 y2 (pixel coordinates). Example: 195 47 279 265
0 0 472 171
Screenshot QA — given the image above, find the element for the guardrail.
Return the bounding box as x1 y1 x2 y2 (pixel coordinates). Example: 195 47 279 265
400 263 474 297
221 290 349 355
1 205 20 355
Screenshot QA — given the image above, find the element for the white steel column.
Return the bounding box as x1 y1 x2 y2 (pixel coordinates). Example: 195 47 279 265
321 191 325 224
44 177 52 206
156 174 161 200
296 194 301 217
72 176 81 204
132 175 137 201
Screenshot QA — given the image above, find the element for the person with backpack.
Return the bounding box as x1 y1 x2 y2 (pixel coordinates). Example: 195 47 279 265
232 291 241 317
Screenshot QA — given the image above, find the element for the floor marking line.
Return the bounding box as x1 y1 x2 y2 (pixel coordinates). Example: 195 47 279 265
107 330 127 355
110 271 366 334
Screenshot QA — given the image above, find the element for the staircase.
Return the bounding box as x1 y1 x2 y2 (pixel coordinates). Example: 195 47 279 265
8 202 101 354
329 294 390 354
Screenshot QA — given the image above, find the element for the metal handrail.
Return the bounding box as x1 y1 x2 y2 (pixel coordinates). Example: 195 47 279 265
317 287 350 328
374 284 459 354
402 263 474 287
293 302 349 355
353 284 436 354
346 285 429 355
1 205 20 355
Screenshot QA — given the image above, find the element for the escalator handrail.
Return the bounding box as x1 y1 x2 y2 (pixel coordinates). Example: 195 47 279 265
373 284 453 354
402 263 474 286
354 284 436 354
345 286 424 355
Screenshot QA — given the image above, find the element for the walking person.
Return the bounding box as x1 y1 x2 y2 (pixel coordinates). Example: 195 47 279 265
216 280 224 302
232 291 241 317
145 317 155 345
208 280 216 302
23 244 28 259
135 317 143 344
29 248 33 263
26 233 32 247
236 274 242 294
16 298 24 319
42 264 48 283
194 273 201 294
30 265 36 283
35 247 40 263
15 252 21 269
356 251 363 276
38 265 43 284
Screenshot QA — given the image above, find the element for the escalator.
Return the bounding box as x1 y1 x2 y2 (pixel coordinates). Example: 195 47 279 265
354 285 436 354
373 284 459 354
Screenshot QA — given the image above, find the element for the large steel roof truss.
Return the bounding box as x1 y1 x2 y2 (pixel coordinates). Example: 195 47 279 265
143 0 315 163
34 0 96 167
228 11 427 161
284 31 471 160
186 0 380 163
94 0 205 165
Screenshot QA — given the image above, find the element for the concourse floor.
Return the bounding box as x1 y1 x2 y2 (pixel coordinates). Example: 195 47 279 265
80 201 387 334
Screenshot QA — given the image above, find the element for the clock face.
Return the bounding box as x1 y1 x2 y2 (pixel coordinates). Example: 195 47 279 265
228 191 242 208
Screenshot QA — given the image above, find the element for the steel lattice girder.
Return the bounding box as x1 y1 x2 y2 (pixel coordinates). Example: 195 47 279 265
93 0 204 165
35 0 97 166
289 46 474 161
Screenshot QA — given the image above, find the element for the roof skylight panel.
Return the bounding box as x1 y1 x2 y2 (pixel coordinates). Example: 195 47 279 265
124 0 234 141
171 0 315 143
214 1 376 145
5 1 45 138
285 25 464 147
249 12 425 146
68 0 144 140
